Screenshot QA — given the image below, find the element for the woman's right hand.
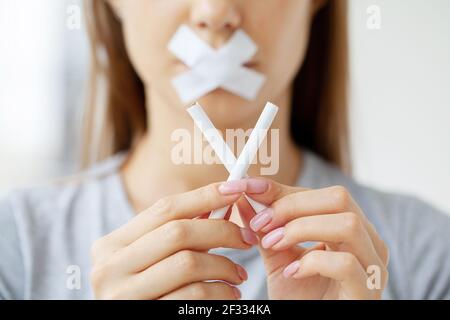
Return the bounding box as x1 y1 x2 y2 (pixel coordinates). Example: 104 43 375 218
90 181 261 300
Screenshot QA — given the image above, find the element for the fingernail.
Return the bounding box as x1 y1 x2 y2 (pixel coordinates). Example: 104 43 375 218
261 227 285 249
236 264 248 281
283 261 300 278
245 178 269 194
232 287 242 299
250 208 273 232
219 180 246 195
240 228 259 245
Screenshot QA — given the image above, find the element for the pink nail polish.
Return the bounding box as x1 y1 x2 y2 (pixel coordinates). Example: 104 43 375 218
250 208 273 232
261 227 285 249
236 264 248 281
219 180 246 195
245 178 269 194
283 261 300 278
240 228 259 245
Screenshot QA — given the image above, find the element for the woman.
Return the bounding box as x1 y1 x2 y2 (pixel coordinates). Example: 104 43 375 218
0 0 449 300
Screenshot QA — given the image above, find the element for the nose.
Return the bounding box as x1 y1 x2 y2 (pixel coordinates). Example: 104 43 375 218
191 0 241 34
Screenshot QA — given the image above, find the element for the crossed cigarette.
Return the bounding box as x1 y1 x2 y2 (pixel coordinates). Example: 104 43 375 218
187 102 279 219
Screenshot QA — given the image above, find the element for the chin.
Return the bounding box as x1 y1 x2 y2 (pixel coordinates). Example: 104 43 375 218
196 90 263 129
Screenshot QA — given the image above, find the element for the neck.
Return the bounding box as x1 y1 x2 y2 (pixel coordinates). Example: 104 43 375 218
121 89 302 213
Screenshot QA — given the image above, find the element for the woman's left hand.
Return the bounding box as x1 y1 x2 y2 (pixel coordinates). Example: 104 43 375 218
223 178 389 300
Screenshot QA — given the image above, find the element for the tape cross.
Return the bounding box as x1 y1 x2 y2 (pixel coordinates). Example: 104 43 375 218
169 25 267 103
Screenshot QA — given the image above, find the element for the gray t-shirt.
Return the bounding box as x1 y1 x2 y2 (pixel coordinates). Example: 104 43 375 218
1 151 449 300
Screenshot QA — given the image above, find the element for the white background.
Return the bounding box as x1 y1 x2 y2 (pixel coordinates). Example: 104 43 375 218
349 0 450 213
0 0 449 214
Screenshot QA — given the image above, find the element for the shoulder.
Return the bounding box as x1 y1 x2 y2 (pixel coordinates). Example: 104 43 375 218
0 153 130 299
300 151 449 232
1 153 128 233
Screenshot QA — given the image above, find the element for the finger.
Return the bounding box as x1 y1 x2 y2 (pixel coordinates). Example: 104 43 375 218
236 196 305 273
115 219 258 273
284 250 383 299
258 186 362 233
109 182 246 246
127 251 248 299
241 178 300 205
249 185 389 265
160 282 241 300
302 242 327 254
236 196 255 231
261 212 383 269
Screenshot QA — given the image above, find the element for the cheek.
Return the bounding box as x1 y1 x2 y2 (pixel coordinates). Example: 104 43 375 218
121 0 189 85
249 0 313 95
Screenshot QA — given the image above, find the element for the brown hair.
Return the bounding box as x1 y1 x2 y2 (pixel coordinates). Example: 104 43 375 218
83 0 350 172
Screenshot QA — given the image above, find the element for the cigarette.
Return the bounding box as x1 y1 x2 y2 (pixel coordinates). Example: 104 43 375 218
209 102 278 219
187 103 271 217
187 103 237 172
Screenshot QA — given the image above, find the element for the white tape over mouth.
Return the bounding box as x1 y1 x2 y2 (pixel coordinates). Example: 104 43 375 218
168 25 267 103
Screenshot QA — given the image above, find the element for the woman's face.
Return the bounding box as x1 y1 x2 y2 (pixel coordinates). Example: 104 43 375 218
109 0 321 127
